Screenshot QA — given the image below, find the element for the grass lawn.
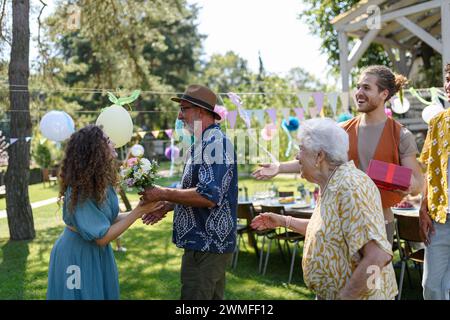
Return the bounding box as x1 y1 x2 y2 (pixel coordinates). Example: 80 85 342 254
0 174 423 299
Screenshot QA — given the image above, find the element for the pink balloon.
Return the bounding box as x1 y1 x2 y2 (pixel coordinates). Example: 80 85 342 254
384 108 392 117
261 123 277 141
214 105 228 123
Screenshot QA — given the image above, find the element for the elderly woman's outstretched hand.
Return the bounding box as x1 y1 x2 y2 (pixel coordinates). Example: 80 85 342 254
252 163 280 180
251 212 283 230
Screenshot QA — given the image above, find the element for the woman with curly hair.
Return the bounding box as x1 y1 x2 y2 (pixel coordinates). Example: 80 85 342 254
47 125 161 300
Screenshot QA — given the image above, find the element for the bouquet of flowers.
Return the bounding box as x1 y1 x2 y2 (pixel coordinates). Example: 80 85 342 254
120 156 159 193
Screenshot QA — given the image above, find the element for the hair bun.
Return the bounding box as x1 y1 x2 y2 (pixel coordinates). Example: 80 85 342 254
394 73 408 93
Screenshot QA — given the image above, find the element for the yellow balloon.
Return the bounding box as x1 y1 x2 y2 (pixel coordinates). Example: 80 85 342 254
96 105 133 148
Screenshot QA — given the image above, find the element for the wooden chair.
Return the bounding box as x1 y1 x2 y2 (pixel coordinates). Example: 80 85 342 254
394 213 425 300
260 205 304 284
232 203 275 271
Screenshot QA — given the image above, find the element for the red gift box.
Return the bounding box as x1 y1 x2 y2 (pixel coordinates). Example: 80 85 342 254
366 160 412 191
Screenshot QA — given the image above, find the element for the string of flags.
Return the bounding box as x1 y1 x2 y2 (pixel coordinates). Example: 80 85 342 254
8 137 32 145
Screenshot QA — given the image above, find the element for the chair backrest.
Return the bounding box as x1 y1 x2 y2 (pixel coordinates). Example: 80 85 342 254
278 191 294 198
261 205 286 215
237 203 256 226
51 167 59 177
395 214 422 242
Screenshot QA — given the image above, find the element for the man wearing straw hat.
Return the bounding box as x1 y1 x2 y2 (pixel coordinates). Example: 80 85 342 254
140 84 238 300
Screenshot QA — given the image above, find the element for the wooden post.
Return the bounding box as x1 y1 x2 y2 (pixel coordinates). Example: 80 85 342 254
338 31 350 95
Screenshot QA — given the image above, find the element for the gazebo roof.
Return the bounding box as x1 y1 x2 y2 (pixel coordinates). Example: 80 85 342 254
331 0 449 105
332 0 441 52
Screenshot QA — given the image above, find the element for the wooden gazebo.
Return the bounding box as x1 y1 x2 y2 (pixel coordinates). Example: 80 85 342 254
332 0 450 95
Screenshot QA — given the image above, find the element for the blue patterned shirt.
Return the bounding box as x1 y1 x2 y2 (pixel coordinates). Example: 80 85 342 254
173 123 238 253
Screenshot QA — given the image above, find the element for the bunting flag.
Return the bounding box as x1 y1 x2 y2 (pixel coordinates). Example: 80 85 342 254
228 92 251 128
266 108 277 124
226 110 238 129
253 109 266 126
138 131 146 139
309 106 319 118
8 137 32 144
227 92 277 163
165 129 173 139
327 92 339 116
244 109 253 124
151 130 160 138
281 108 291 124
312 92 325 114
294 107 304 121
298 93 311 111
340 92 350 113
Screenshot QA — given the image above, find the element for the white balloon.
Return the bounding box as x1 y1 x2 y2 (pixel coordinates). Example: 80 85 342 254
39 111 75 142
130 144 144 157
96 105 133 148
422 103 444 124
391 96 410 114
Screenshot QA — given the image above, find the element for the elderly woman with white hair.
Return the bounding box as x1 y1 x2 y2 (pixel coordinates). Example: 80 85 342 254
251 118 398 300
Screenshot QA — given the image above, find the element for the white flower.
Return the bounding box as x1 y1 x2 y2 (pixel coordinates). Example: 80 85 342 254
134 171 143 180
120 168 131 177
140 158 152 173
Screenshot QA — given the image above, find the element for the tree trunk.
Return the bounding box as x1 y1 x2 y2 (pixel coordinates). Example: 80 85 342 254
5 0 35 240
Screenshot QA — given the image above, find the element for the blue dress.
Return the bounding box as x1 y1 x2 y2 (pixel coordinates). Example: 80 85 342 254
47 186 120 300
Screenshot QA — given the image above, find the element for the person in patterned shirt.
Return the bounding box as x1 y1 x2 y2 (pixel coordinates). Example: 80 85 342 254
140 85 238 300
419 63 450 300
251 118 397 299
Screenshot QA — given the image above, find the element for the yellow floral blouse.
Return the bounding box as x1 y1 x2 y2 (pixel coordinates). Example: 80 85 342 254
419 108 450 224
302 161 398 300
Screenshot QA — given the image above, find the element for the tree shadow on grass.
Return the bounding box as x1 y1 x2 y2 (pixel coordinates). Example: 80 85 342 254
111 224 183 299
0 240 31 299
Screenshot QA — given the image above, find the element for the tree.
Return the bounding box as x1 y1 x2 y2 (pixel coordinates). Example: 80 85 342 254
43 0 204 132
6 0 35 240
299 0 391 80
33 143 52 169
199 51 252 94
287 67 327 91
